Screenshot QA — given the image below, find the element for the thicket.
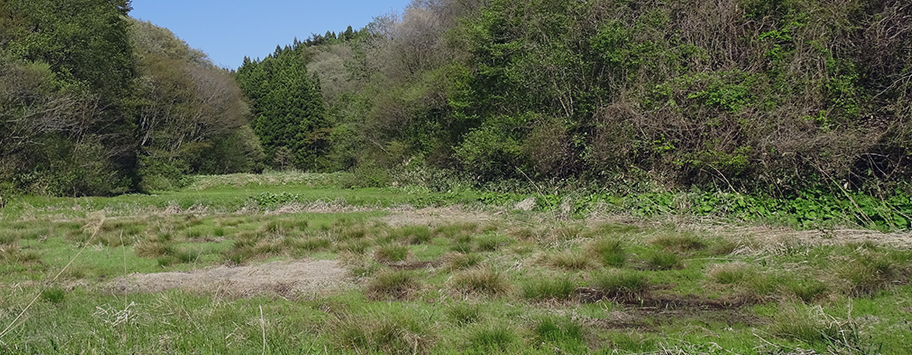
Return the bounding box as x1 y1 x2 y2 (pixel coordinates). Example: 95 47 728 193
253 0 912 199
0 0 264 196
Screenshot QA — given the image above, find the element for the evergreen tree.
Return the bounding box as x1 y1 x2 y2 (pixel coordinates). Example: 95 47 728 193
236 48 328 170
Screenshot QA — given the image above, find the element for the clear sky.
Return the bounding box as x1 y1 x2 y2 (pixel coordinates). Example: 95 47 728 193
130 0 413 69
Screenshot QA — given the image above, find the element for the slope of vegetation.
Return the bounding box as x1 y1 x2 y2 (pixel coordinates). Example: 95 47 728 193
241 0 912 200
0 0 263 197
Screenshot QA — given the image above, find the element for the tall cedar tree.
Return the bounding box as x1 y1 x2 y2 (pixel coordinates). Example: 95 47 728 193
237 47 328 170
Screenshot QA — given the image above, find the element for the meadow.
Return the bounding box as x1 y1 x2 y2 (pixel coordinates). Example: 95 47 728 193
0 172 910 354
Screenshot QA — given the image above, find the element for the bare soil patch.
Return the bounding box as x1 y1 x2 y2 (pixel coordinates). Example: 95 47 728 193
108 259 353 298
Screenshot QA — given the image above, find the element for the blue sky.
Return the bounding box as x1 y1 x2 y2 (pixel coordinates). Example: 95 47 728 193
130 0 413 69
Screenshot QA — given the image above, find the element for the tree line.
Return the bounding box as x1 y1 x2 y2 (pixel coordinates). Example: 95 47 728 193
3 0 911 198
243 0 912 197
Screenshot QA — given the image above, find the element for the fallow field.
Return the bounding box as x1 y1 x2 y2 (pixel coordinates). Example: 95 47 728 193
1 172 910 354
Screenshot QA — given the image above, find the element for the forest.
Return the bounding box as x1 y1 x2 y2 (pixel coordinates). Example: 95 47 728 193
2 0 912 200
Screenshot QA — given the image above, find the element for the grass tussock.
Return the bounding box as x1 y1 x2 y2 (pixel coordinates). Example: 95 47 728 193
647 250 684 270
393 225 433 244
835 255 895 297
374 244 410 263
333 313 434 355
545 251 594 270
585 238 626 267
591 270 649 299
447 303 482 325
366 270 420 300
651 234 707 252
434 222 478 238
533 316 585 349
466 323 520 353
444 252 483 271
474 233 512 252
450 267 511 296
768 303 863 347
521 277 576 301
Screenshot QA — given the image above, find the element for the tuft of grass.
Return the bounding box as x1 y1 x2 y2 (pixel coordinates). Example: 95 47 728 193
474 233 512 252
336 239 371 254
366 270 419 300
586 238 626 267
447 303 482 325
450 235 474 253
707 262 756 285
174 248 198 263
707 262 781 296
768 303 862 346
651 234 707 252
435 222 477 238
444 252 483 271
533 316 585 346
134 240 175 258
591 270 649 298
783 278 829 303
394 225 433 244
451 267 511 295
647 250 683 270
521 277 576 300
835 255 894 297
40 287 66 303
466 323 519 352
285 236 331 252
551 225 585 241
546 252 593 270
374 244 409 263
334 313 434 355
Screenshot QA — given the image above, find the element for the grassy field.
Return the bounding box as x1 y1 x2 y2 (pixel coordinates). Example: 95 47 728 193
1 172 910 354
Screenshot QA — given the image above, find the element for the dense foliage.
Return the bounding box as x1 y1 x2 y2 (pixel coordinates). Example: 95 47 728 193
252 0 912 198
236 47 328 170
0 0 263 196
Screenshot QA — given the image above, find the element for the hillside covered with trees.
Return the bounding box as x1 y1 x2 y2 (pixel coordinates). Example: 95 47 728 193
240 0 911 199
2 0 911 202
0 0 263 196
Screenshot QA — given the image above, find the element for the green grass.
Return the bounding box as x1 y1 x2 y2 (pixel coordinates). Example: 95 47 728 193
1 172 911 354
